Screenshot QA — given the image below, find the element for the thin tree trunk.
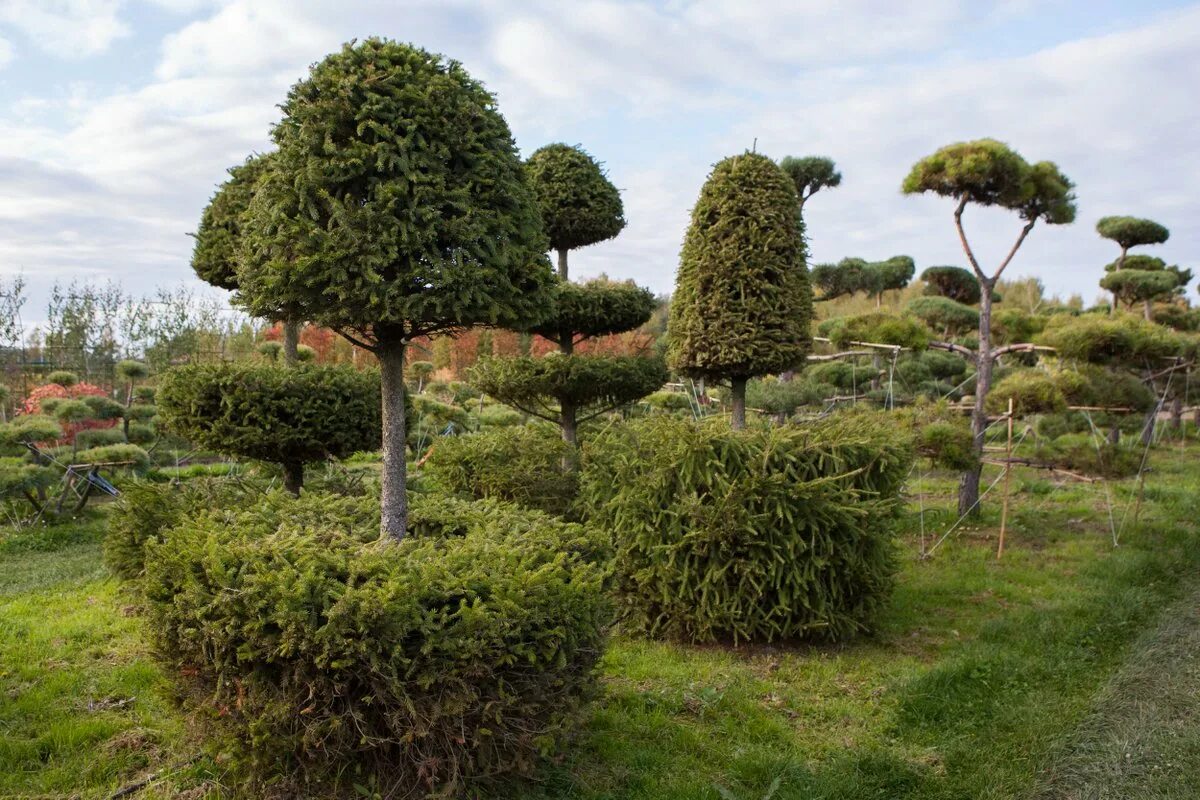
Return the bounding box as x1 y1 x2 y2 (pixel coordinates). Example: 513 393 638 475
283 320 301 365
1143 299 1154 321
731 377 747 430
282 461 303 496
1170 395 1183 433
959 279 994 517
1112 245 1128 314
378 339 408 541
557 248 569 281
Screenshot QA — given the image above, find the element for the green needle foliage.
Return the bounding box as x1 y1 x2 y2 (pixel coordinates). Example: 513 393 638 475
526 143 625 279
1096 216 1169 263
580 414 912 643
1039 312 1181 365
905 296 980 337
1099 255 1191 319
157 363 382 495
191 154 271 291
820 312 932 350
811 256 914 304
528 278 656 352
921 266 985 304
778 155 841 212
668 152 812 429
236 38 554 539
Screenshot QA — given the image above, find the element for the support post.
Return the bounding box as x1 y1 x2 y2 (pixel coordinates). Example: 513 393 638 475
997 397 1014 559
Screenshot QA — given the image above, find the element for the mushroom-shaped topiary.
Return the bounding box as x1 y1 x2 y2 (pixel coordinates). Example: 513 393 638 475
778 155 841 213
526 143 625 280
668 152 812 429
46 370 79 389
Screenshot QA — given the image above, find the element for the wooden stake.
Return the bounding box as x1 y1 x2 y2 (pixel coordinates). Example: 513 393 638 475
998 397 1014 560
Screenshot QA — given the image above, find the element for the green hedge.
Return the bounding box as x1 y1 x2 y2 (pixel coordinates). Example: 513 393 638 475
140 491 610 795
579 414 912 643
423 425 578 517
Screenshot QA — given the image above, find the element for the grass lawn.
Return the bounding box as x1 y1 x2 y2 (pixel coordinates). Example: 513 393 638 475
1 443 1198 799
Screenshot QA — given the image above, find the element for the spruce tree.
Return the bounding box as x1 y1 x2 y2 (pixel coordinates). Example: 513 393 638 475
668 152 812 429
526 143 625 280
237 39 554 539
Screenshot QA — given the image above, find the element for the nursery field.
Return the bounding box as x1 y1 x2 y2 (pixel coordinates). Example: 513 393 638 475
2 446 1198 800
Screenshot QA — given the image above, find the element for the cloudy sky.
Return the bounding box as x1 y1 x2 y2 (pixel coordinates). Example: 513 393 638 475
1 0 1197 326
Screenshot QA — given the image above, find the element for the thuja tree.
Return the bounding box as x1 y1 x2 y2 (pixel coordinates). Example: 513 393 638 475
526 143 625 280
237 39 553 539
192 153 305 365
778 155 841 214
470 277 667 447
669 152 812 430
903 139 1076 515
811 255 915 305
1099 254 1190 321
1097 216 1169 312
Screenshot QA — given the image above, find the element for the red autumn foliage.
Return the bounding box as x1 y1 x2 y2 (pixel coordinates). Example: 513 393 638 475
20 381 118 444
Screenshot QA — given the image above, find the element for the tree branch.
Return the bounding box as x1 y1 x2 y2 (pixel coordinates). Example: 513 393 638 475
953 195 985 279
336 329 377 352
929 340 976 359
994 218 1038 281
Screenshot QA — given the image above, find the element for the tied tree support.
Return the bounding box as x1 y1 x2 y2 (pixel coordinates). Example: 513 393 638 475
236 39 555 540
903 139 1076 516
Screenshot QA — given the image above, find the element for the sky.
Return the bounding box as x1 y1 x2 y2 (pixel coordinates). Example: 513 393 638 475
1 0 1198 328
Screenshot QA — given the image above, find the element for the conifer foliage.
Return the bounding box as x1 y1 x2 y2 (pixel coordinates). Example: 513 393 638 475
668 152 812 429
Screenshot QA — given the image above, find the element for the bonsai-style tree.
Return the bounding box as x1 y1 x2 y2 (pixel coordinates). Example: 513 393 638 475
903 139 1076 515
1099 255 1190 320
778 155 841 214
237 39 554 539
920 266 985 304
525 143 625 280
905 296 979 337
158 363 383 495
1096 216 1169 312
470 277 667 449
811 255 914 305
668 152 812 429
114 359 149 441
192 153 306 365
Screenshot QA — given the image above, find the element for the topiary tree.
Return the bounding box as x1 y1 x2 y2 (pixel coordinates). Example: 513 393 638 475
668 152 812 429
905 296 979 337
46 370 79 388
192 153 305 364
903 139 1076 515
811 255 914 305
408 360 436 392
1099 254 1190 320
115 359 149 441
526 143 625 280
1096 216 1169 312
237 39 554 539
471 277 666 450
778 155 841 214
158 363 383 495
920 266 984 304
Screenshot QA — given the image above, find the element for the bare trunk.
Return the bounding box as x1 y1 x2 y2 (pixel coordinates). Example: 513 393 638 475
379 340 408 541
283 320 301 365
282 461 303 496
731 377 747 430
959 281 993 517
1143 299 1154 322
1170 395 1183 433
1112 246 1128 314
557 248 569 281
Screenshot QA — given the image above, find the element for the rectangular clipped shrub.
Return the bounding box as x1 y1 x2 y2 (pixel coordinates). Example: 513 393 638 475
140 491 611 796
579 414 913 644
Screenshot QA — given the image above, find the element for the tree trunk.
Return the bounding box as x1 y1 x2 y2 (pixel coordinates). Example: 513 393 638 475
560 399 579 470
1143 299 1154 322
1170 395 1183 433
282 461 303 496
378 339 408 541
283 320 301 365
1111 246 1128 314
731 377 747 430
557 248 569 281
959 281 994 517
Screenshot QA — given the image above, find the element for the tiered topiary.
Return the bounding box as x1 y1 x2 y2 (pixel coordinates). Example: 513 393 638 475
470 277 667 449
1096 215 1171 315
157 362 382 495
920 266 985 304
811 255 915 305
237 39 554 538
1099 255 1190 321
579 413 912 643
140 491 610 796
668 152 812 429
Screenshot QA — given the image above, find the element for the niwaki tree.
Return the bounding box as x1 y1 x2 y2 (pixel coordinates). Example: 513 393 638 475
778 155 841 215
471 277 667 450
237 39 554 539
1096 216 1169 312
669 152 812 430
903 139 1076 516
811 255 915 306
526 143 625 281
192 153 305 365
1099 254 1190 321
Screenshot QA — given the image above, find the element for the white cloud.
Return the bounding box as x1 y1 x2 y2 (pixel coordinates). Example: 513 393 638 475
0 0 130 57
0 34 13 68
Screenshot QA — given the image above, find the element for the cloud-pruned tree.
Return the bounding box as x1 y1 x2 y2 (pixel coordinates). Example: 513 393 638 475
811 255 915 306
778 155 841 214
1099 254 1191 321
1096 216 1171 314
903 138 1076 516
236 39 554 540
669 152 812 429
526 143 625 281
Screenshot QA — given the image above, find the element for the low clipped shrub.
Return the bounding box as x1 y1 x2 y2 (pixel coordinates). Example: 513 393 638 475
423 425 578 517
474 403 524 427
74 427 127 449
746 376 828 417
104 478 266 579
986 370 1066 415
819 312 932 350
1038 312 1181 365
141 491 610 795
579 414 912 643
74 443 150 471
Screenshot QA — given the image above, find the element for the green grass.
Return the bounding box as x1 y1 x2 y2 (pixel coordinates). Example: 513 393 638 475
1 446 1199 799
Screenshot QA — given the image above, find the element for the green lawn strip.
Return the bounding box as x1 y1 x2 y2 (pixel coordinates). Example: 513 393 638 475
0 538 200 799
1028 579 1200 800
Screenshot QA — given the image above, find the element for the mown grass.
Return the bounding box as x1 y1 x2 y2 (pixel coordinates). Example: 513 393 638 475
0 444 1197 799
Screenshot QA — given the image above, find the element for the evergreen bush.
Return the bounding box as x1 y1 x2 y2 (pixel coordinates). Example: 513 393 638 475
579 415 911 643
